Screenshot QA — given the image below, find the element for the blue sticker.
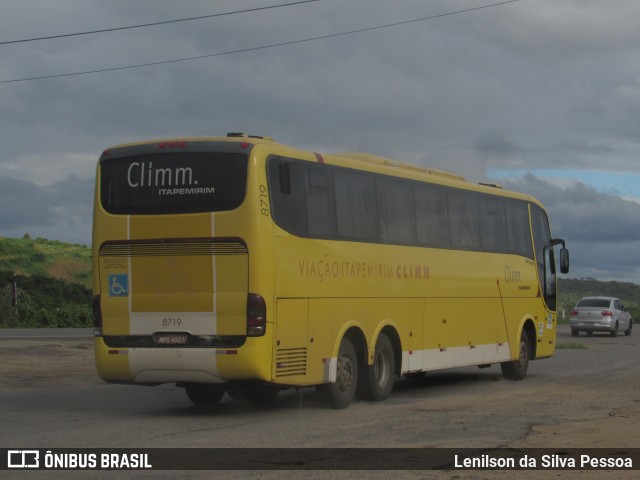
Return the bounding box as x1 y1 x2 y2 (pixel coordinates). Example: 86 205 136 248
108 274 129 297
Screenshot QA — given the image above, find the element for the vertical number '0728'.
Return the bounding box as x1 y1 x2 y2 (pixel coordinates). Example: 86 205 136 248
259 185 270 216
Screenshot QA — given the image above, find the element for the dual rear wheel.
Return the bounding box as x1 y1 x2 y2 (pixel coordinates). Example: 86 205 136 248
318 333 396 409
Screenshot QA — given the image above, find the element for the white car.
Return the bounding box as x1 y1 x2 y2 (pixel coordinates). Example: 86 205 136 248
570 296 632 337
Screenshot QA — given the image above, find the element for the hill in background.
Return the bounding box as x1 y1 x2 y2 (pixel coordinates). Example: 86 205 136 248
0 236 92 327
558 277 640 321
0 235 90 288
1 236 638 328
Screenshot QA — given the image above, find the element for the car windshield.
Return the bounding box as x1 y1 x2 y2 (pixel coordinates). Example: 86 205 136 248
577 299 611 308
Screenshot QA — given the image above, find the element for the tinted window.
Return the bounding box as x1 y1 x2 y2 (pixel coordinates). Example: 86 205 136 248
267 157 536 259
101 152 248 214
479 197 508 252
378 177 416 243
334 169 377 240
506 201 533 257
415 185 450 247
577 298 612 308
449 191 480 249
268 159 308 236
306 164 335 237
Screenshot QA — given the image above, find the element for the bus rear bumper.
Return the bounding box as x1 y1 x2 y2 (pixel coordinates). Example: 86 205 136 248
94 338 271 385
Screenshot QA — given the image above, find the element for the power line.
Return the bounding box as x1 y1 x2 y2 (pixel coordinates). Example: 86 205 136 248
0 0 522 85
0 0 322 45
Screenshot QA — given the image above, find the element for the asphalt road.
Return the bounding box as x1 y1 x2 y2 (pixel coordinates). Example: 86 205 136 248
0 325 638 479
0 327 92 338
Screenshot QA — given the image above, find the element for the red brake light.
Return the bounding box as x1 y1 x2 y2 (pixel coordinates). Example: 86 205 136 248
601 310 613 317
158 141 187 149
570 309 579 316
247 293 266 337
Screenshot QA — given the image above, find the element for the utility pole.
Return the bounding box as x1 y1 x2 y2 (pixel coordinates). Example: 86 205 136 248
12 274 17 307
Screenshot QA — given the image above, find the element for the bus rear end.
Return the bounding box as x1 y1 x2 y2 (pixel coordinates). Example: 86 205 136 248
92 138 272 403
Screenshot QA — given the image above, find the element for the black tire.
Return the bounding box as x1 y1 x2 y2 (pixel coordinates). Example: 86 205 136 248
625 320 632 336
184 383 225 406
358 333 395 402
501 329 530 381
611 322 619 337
571 329 579 337
318 337 358 409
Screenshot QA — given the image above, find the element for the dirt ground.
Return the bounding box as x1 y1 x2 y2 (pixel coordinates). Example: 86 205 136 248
1 337 638 479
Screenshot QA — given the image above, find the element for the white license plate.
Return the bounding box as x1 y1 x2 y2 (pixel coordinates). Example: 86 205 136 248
156 333 188 345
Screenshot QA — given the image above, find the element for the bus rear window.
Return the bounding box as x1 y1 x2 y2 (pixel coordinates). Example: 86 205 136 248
100 152 248 214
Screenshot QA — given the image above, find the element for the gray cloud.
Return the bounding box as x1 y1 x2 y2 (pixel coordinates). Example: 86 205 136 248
500 174 640 281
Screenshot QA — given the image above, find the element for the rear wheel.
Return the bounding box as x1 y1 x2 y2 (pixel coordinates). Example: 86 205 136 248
317 337 358 409
358 333 395 402
625 320 632 336
611 322 619 337
501 329 530 381
184 383 225 406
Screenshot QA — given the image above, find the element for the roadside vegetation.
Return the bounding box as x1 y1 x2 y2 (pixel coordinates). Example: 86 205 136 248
557 278 640 324
0 236 91 328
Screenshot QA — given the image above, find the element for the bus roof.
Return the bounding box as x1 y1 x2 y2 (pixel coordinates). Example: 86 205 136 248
102 133 540 207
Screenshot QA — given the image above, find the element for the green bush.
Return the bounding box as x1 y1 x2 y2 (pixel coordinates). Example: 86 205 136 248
0 270 92 328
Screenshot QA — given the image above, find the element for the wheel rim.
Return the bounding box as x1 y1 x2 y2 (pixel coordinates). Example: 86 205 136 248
518 339 528 367
336 353 355 393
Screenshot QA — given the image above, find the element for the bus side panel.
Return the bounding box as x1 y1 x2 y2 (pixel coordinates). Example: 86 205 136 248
501 297 548 360
421 298 511 370
273 299 309 385
95 337 132 382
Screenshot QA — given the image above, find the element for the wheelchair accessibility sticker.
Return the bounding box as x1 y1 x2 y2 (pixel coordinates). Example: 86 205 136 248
108 274 129 297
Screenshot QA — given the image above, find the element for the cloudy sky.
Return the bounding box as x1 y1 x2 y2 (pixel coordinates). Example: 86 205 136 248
1 0 640 282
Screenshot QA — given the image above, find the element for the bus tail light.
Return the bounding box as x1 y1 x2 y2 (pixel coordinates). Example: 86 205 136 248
92 295 103 337
247 293 266 337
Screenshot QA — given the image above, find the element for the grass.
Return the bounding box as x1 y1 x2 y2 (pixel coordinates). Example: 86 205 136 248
0 236 91 288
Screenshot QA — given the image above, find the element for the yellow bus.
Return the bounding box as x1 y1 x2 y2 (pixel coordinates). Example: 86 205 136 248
92 133 569 408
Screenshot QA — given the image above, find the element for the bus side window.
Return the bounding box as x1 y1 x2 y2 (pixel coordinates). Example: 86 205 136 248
449 191 480 250
268 158 308 236
377 177 416 244
415 184 450 248
306 165 335 237
480 197 508 253
334 169 377 241
506 201 533 258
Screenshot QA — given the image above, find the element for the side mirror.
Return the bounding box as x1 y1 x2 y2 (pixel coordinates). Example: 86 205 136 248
560 248 569 274
551 238 569 275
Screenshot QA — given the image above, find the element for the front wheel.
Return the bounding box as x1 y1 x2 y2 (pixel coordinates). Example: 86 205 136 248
317 337 358 409
358 333 395 402
183 383 225 406
501 329 530 381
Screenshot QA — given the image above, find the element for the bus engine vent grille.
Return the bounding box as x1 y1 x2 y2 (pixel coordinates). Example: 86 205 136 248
276 347 307 377
99 239 247 257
